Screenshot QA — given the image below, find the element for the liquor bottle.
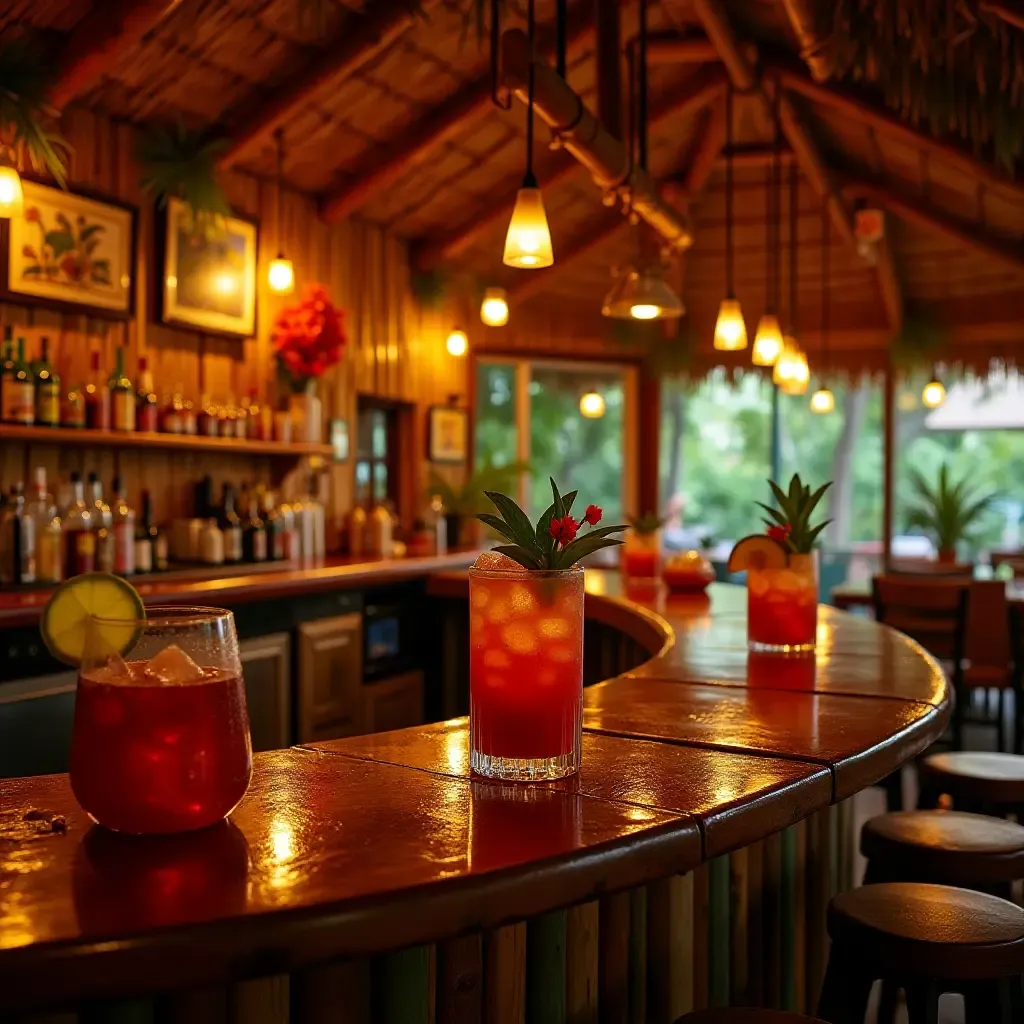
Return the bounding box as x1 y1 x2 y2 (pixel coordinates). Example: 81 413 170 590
246 392 263 440
0 327 15 421
194 475 215 519
0 484 36 585
88 472 114 573
261 490 283 561
160 384 184 434
241 486 267 562
277 500 299 561
135 356 159 433
235 396 248 439
182 396 197 435
62 472 96 576
148 493 169 571
27 467 61 584
3 337 35 425
219 482 243 564
34 336 61 427
84 350 110 430
427 493 447 555
109 347 135 432
196 394 217 437
221 397 238 438
110 477 135 576
200 518 224 565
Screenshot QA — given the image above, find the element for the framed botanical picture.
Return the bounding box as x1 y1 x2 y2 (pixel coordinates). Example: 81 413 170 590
1 180 135 318
159 196 257 338
428 405 468 463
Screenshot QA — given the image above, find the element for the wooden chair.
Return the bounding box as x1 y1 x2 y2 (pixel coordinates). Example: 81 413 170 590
890 557 975 578
872 575 969 757
960 580 1014 750
1010 603 1024 753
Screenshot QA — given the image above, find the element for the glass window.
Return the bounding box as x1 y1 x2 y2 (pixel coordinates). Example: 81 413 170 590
475 361 518 472
356 399 396 507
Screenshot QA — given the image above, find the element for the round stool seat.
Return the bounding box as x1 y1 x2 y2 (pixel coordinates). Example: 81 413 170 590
828 882 1024 980
674 1012 826 1024
921 752 1024 806
862 810 1024 885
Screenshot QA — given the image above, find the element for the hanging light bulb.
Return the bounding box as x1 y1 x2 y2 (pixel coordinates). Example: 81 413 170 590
0 151 24 219
446 328 468 357
601 262 683 320
579 390 606 418
714 298 747 351
480 287 509 326
810 387 835 413
268 255 294 295
752 315 784 366
787 346 810 396
774 336 809 394
267 129 295 294
922 376 946 408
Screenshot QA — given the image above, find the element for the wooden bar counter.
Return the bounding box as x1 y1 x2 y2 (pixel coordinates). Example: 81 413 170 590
0 573 949 1022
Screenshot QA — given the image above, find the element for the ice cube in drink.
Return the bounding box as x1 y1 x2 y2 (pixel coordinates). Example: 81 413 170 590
70 649 252 834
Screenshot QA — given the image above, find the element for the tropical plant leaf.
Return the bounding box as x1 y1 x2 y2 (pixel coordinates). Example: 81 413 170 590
482 490 536 549
137 124 231 226
554 536 624 570
562 490 578 515
549 477 565 521
756 502 788 526
475 513 520 545
492 544 542 570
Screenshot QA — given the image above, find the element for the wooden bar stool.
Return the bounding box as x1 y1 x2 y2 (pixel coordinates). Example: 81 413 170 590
919 751 1024 815
817 882 1024 1023
674 1012 826 1023
861 810 1024 898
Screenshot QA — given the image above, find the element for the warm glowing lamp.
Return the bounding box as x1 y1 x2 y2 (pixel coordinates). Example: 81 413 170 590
810 387 835 413
446 328 468 357
267 255 295 294
922 377 946 408
503 187 554 268
713 298 747 351
752 314 784 366
0 157 24 219
774 336 809 394
480 287 509 327
579 391 605 418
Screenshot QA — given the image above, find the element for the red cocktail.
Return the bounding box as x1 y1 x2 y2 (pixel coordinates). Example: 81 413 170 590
469 564 584 780
69 607 252 834
621 528 661 578
747 554 818 652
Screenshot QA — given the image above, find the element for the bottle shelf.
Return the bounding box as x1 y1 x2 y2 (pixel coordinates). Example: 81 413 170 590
0 424 335 460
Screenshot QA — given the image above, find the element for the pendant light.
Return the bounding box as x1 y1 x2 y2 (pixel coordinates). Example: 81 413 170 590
503 0 554 268
267 129 295 295
811 196 835 413
480 287 509 326
446 328 468 357
579 389 606 418
774 161 808 395
0 147 23 219
922 369 946 408
714 85 747 350
752 115 783 366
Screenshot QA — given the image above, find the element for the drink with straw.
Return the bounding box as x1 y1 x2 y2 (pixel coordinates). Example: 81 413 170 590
41 575 252 833
473 481 625 780
727 474 831 653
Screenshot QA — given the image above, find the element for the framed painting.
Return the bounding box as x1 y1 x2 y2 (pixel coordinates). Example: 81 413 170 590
428 405 468 463
1 180 135 318
159 196 257 338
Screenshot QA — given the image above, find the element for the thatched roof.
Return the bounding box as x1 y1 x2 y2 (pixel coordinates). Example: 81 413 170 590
7 0 1024 370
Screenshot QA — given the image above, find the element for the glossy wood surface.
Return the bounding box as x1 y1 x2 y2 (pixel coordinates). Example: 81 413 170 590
0 573 950 1007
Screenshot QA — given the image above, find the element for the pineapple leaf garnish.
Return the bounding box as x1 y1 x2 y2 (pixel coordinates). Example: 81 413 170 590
762 474 832 554
627 512 664 535
477 478 626 570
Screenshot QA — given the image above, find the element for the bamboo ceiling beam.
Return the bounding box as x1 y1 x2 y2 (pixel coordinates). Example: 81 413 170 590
596 0 622 141
220 0 428 169
980 2 1024 32
321 5 596 222
642 34 757 66
507 212 625 301
844 177 1024 275
780 0 832 81
48 0 186 108
681 102 727 201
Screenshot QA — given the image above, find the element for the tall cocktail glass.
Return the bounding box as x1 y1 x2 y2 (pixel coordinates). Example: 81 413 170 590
69 606 252 834
747 553 818 652
469 564 584 780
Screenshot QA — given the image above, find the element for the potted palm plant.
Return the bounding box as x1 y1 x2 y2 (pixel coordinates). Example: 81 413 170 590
428 460 530 548
905 464 994 564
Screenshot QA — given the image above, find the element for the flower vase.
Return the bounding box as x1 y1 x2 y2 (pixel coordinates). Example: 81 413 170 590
289 381 322 443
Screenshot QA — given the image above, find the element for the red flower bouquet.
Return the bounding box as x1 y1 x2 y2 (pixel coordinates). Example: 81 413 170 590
272 283 347 391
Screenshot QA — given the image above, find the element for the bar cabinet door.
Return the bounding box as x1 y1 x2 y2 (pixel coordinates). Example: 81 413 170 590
0 670 77 778
237 631 292 752
296 613 364 742
362 670 425 734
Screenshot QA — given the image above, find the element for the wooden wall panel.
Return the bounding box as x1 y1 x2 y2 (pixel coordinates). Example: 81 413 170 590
0 111 469 532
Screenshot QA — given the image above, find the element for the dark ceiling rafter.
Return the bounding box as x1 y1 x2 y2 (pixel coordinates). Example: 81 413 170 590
319 2 597 223
414 65 727 270
219 0 433 170
48 0 186 109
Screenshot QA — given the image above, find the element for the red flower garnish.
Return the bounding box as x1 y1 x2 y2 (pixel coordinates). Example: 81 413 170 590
767 523 791 544
548 514 579 546
583 504 602 525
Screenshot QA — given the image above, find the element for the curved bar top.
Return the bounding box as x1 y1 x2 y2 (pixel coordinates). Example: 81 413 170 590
0 573 949 1011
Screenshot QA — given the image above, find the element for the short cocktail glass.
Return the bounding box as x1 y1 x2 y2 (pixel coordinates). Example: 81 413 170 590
622 528 661 578
747 553 818 652
69 606 253 834
469 564 584 781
